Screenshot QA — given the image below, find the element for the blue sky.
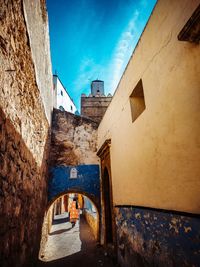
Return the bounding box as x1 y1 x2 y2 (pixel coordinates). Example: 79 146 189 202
46 0 157 111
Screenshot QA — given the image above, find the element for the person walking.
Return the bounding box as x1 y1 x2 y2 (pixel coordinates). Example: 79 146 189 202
69 197 79 227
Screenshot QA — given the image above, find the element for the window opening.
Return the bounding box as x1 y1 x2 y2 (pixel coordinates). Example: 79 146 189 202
178 4 200 43
129 79 146 122
59 106 65 111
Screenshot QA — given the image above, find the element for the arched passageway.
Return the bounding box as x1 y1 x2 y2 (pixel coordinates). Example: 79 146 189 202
48 165 100 211
39 192 98 259
38 192 115 267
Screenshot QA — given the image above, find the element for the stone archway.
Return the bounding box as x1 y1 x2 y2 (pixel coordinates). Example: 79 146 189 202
47 190 100 217
48 164 100 211
39 190 100 259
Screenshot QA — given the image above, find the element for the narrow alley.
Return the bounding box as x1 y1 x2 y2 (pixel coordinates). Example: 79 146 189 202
1 1 200 267
38 213 116 267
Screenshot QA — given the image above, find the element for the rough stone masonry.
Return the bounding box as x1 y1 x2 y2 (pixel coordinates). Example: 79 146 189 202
49 109 100 205
0 1 53 266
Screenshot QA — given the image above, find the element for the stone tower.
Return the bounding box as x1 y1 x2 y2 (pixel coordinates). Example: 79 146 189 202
91 80 104 96
81 80 112 124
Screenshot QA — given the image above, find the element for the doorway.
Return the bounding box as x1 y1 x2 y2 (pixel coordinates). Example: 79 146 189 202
102 167 113 244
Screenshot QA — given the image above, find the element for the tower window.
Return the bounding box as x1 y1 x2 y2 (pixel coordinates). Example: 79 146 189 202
59 106 65 111
129 79 146 122
71 105 73 111
61 91 63 96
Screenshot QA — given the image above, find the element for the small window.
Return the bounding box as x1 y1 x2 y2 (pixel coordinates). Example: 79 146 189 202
61 90 63 96
71 105 73 111
59 106 65 111
178 4 200 43
129 79 146 122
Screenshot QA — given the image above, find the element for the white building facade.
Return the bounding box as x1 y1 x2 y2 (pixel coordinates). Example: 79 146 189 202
53 75 78 114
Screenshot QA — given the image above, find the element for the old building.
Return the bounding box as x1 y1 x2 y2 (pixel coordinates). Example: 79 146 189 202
53 74 78 114
81 80 112 124
1 0 200 266
0 0 53 266
97 1 200 266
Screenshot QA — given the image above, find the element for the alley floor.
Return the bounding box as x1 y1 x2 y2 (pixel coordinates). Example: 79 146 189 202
37 213 117 267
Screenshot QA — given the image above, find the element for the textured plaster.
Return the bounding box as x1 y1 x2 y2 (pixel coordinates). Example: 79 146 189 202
115 206 200 267
97 0 200 214
23 0 53 123
50 109 99 166
0 1 51 266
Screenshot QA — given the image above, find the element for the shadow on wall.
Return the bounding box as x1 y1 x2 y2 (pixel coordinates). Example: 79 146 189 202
0 107 51 267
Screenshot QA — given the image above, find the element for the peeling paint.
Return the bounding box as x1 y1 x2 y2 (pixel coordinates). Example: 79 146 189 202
184 226 192 233
115 206 200 267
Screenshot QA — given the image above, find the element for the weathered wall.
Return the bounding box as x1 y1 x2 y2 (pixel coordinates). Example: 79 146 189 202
83 210 98 240
50 109 99 166
115 206 200 267
0 0 52 266
48 109 100 212
47 109 101 239
0 108 49 267
97 0 200 266
23 0 53 123
98 0 200 214
81 96 112 124
39 204 54 259
48 165 100 210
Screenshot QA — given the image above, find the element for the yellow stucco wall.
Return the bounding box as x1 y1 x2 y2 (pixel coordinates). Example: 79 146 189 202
84 211 98 240
98 0 200 214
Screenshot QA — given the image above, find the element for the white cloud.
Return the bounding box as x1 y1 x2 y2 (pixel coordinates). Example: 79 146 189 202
73 57 102 96
107 9 143 94
73 8 141 98
74 0 155 99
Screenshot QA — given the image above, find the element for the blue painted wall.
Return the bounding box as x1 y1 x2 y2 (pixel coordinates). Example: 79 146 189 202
48 164 100 208
115 206 200 267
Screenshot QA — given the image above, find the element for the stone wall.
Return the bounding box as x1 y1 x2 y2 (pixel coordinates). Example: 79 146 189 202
0 0 52 266
50 109 99 166
48 165 100 210
115 206 200 267
0 108 49 267
81 96 112 124
46 109 101 241
23 0 53 123
0 0 52 164
39 204 54 260
83 210 98 240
